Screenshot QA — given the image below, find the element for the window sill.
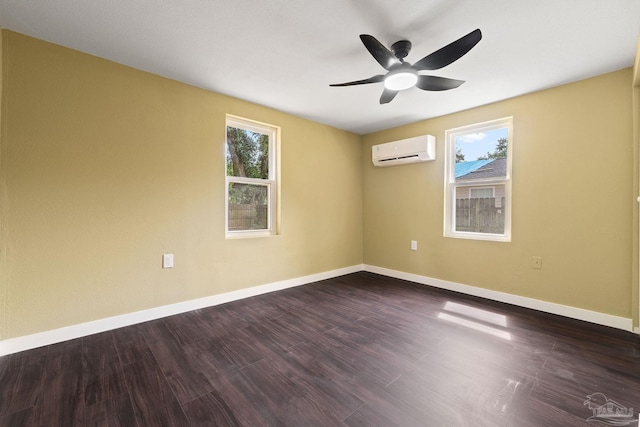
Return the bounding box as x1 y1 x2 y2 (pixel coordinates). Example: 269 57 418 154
225 230 278 239
444 231 511 242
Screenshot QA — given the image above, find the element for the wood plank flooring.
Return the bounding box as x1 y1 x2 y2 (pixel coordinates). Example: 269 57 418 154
1 272 639 426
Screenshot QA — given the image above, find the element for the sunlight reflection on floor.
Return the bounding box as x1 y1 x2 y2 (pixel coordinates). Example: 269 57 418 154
438 302 511 340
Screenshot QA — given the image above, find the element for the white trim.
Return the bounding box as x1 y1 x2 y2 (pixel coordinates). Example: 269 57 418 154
2 263 634 355
444 116 513 242
0 264 364 356
364 264 634 332
225 115 279 238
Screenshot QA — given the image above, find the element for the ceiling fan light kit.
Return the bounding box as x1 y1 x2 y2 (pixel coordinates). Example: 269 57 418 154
384 68 418 91
330 29 482 104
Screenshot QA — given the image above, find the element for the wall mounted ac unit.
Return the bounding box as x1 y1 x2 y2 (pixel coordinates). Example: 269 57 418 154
372 135 435 167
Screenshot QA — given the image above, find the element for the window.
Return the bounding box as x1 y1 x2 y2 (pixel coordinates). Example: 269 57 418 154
225 115 279 237
470 187 495 199
444 117 512 241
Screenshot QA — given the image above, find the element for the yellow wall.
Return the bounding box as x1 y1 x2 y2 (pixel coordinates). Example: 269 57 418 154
0 30 5 340
633 35 640 327
363 69 634 319
0 31 363 339
1 29 636 341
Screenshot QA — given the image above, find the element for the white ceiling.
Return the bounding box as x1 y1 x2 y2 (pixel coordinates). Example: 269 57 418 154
1 0 639 134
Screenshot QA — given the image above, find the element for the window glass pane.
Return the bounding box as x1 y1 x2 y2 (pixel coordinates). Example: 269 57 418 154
455 184 506 234
226 126 269 179
455 128 508 182
470 187 494 198
227 182 268 231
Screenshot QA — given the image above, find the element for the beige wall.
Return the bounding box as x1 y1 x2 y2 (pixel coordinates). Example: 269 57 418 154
1 29 637 341
0 30 5 340
633 35 640 327
363 69 635 320
0 31 363 339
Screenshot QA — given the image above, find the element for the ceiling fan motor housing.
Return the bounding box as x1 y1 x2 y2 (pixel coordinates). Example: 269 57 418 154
391 40 412 60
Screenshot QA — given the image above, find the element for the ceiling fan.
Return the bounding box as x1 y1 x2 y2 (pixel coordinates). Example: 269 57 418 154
330 29 482 104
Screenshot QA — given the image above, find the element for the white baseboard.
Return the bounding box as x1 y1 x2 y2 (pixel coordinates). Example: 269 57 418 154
2 262 634 356
364 264 634 332
0 264 364 356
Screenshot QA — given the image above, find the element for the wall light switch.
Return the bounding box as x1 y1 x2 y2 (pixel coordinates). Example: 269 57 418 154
411 240 418 251
163 254 174 269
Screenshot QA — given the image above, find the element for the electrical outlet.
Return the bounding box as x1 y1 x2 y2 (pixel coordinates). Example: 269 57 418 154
411 240 418 251
163 254 174 269
531 256 542 269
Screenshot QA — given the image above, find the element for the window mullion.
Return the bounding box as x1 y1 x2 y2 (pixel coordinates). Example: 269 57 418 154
225 115 279 238
445 117 512 242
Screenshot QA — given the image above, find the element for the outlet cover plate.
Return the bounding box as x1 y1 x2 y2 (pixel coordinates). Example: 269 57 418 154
531 256 542 269
163 254 174 269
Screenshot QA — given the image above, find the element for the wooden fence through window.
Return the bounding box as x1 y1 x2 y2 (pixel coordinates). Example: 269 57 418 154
228 203 268 230
455 197 505 233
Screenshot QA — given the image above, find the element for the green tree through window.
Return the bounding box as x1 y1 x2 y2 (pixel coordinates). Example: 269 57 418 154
226 127 269 179
477 137 508 160
225 116 278 236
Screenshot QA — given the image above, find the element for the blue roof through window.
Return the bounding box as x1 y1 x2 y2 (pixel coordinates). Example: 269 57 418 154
455 159 493 178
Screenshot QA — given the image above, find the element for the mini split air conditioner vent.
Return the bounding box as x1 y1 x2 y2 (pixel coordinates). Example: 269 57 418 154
372 135 435 167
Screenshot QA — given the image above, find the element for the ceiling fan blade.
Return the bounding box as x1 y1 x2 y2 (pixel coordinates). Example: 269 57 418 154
416 75 465 91
360 34 401 70
379 88 398 104
329 75 385 87
413 29 482 71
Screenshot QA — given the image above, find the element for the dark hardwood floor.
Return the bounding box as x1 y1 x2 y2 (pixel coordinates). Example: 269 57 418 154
1 272 639 426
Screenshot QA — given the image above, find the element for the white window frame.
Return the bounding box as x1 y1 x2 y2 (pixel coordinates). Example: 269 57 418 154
225 115 279 238
444 117 513 242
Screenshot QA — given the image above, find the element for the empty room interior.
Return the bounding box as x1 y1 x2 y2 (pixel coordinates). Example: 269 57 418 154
1 1 640 426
